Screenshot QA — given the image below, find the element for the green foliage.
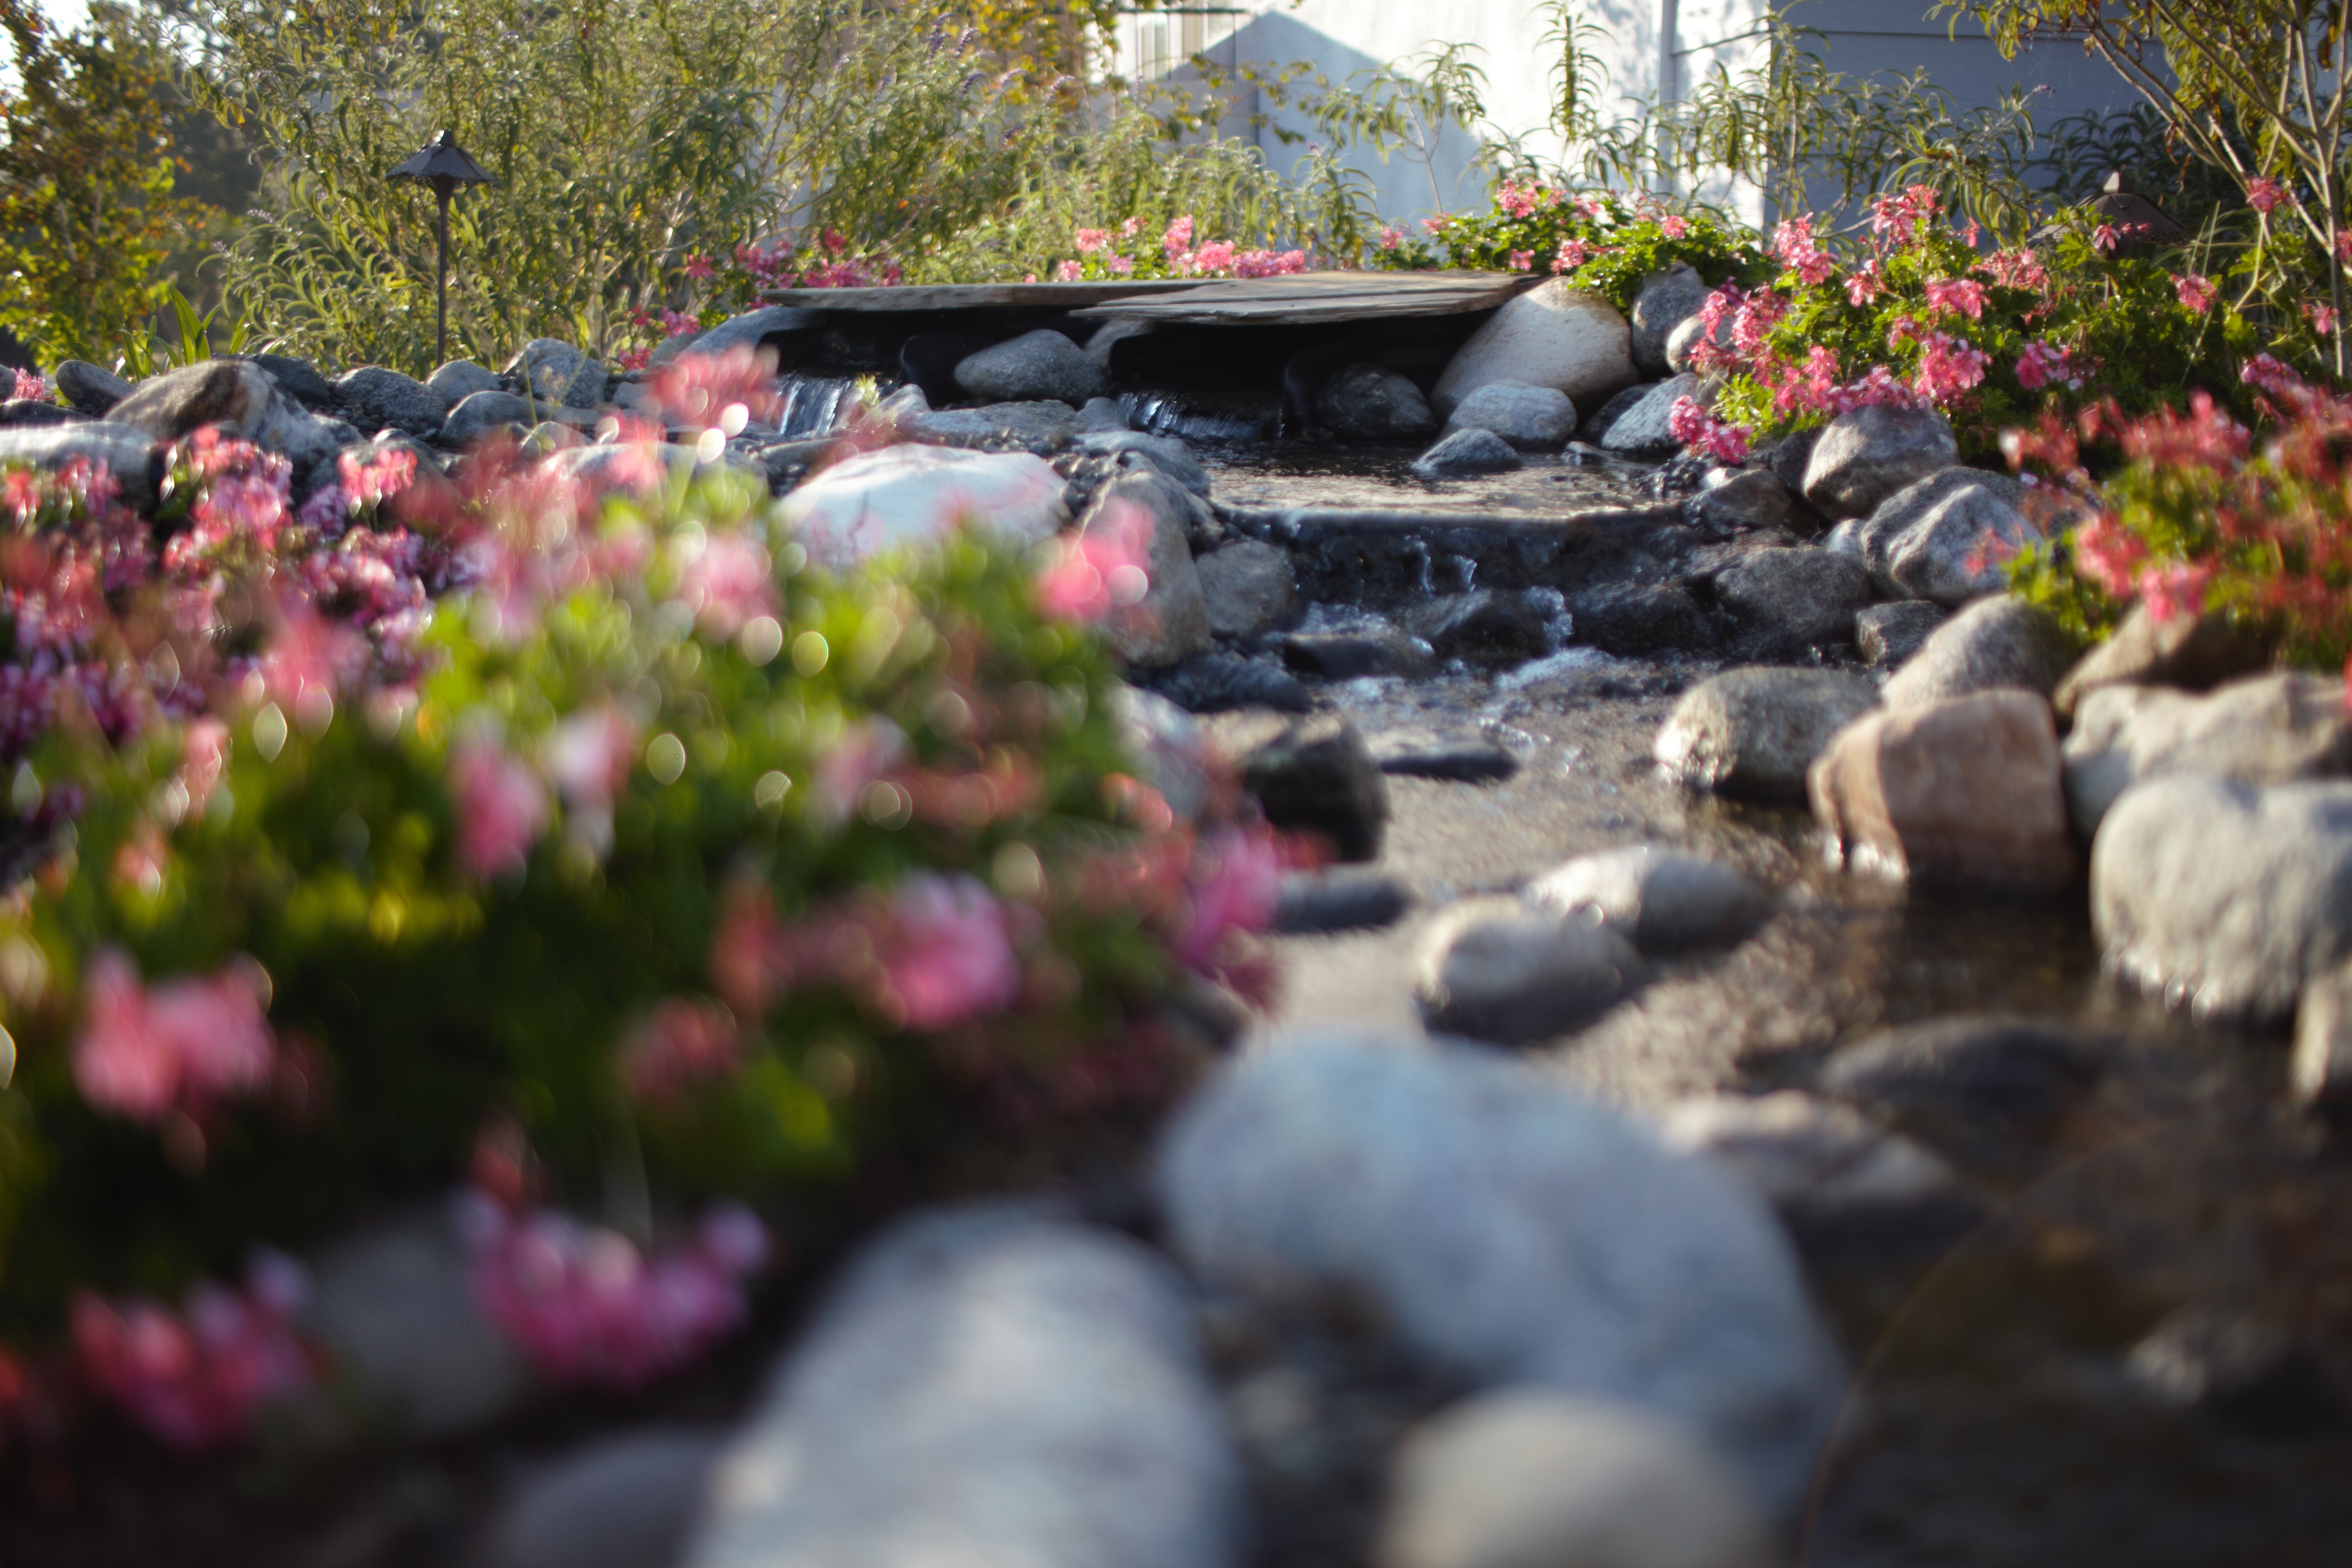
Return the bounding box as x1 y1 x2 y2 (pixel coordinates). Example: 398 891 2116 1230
1375 188 1771 313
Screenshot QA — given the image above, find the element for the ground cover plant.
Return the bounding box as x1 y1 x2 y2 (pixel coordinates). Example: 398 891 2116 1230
0 351 1276 1448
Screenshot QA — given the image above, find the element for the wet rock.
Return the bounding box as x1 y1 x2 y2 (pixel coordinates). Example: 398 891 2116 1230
107 359 350 472
1145 653 1313 714
1827 467 2041 605
1689 467 1797 533
1414 896 1647 1043
900 399 1080 456
1273 867 1414 934
954 328 1107 407
441 389 535 448
1202 709 1389 861
1712 547 1871 660
427 359 502 404
688 1209 1242 1568
1579 381 1654 446
559 355 610 410
2126 1305 2345 1434
1078 395 1130 432
1630 263 1717 378
784 444 1065 569
334 365 448 438
1808 690 2077 890
1156 1032 1844 1509
253 353 337 409
53 358 130 415
1431 280 1637 418
1524 844 1769 954
0 422 158 509
1404 589 1552 665
1078 470 1212 668
2052 601 2273 719
1819 1016 2101 1160
1318 363 1438 441
1072 428 1212 498
483 1427 723 1568
1667 310 1734 373
505 338 588 401
1377 1391 1774 1568
1656 1091 1980 1246
1282 627 1434 680
1197 539 1301 639
1856 601 1947 667
1655 668 1879 799
1643 452 1715 499
1880 597 2073 709
681 306 815 364
2092 777 2352 1026
1567 582 1716 657
2294 960 2352 1114
1802 403 1960 519
1370 727 1519 781
300 1211 536 1438
1598 372 1698 458
1442 381 1576 449
0 399 80 428
2063 672 2352 837
1411 426 1522 478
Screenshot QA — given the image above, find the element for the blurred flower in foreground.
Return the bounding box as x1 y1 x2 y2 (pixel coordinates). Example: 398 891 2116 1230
1034 500 1151 622
71 1253 311 1449
75 950 276 1124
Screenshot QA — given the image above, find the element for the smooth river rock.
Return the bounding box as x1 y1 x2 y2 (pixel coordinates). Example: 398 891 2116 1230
1802 404 1959 520
781 444 1066 569
1655 668 1879 800
1827 466 2042 606
484 1428 725 1568
335 365 449 439
1712 547 1872 660
1880 596 2074 709
1629 263 1717 378
1442 380 1577 449
1081 468 1214 668
2051 601 2273 719
1412 426 1522 477
1431 280 1637 418
2062 671 2352 837
954 329 1108 407
1656 1091 1979 1246
1413 897 1648 1043
1201 709 1389 861
1319 363 1439 441
1196 538 1301 639
1524 844 1769 954
1598 372 1699 458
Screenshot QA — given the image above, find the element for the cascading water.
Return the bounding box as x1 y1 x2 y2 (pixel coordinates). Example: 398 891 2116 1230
773 373 866 439
1117 391 1272 444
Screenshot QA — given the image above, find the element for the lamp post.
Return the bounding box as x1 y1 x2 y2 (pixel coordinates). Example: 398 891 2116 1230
389 131 496 368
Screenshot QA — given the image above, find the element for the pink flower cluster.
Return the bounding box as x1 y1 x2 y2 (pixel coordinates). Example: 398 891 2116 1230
2175 272 2219 314
2014 339 2078 392
1034 499 1152 622
1770 215 1835 286
1496 179 1563 220
70 1254 311 1449
1667 396 1751 465
1868 183 1942 247
619 997 742 1102
2247 175 2290 214
75 950 277 1125
1153 214 1307 279
1977 248 2049 292
460 1193 769 1389
1551 236 1595 274
11 368 54 404
1914 332 1991 405
450 735 552 880
1924 277 1987 320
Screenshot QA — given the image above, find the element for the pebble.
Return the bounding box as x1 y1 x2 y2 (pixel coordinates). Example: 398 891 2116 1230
2062 671 2352 836
1712 547 1872 660
1411 426 1523 478
1523 844 1769 954
1855 601 1947 667
1810 689 2076 890
1376 1391 1774 1568
2092 776 2352 1025
1597 372 1699 458
1442 381 1577 449
1880 596 2074 709
1826 466 2043 606
1197 538 1302 639
1819 1015 2102 1163
1655 667 1879 799
1319 363 1438 441
953 328 1108 406
1273 867 1415 934
1656 1091 1980 1246
1370 727 1521 781
1629 263 1717 378
688 1208 1242 1568
1413 897 1648 1043
1081 469 1213 668
2051 601 2272 719
1201 709 1390 861
482 1428 723 1568
1431 280 1637 418
1801 403 1960 519
780 444 1065 569
1155 1031 1845 1509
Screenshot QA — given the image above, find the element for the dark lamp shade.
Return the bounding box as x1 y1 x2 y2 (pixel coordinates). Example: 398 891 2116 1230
389 131 497 187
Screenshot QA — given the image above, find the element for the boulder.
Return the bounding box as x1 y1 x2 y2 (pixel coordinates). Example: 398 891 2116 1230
2052 601 2273 719
953 328 1108 407
2092 776 2352 1024
1524 845 1770 954
1656 1091 1979 1245
483 1428 723 1568
1818 1016 2102 1162
1808 690 2076 889
1078 395 1132 432
1712 547 1872 660
335 365 449 439
1856 601 1946 668
1318 362 1438 441
1580 382 1655 446
1377 1391 1774 1568
1802 404 1959 519
428 359 503 404
1080 469 1213 668
1413 897 1648 1043
1666 311 1734 374
1567 582 1717 657
687 1210 1241 1568
1880 596 2073 709
1655 668 1879 799
52 358 130 416
1411 426 1522 478
681 306 816 365
1156 1033 1844 1509
559 355 610 410
443 389 539 449
252 353 337 409
1826 466 2042 605
1689 468 1798 534
1598 372 1699 457
105 358 349 473
781 444 1066 570
1759 426 1821 499
2063 671 2352 837
1111 685 1216 824
1403 588 1552 665
1200 709 1389 861
0 399 80 428
2125 1304 2347 1435
1431 280 1637 418
1629 263 1716 378
899 400 1080 456
1442 381 1577 450
1195 539 1301 639
505 338 589 401
0 421 158 509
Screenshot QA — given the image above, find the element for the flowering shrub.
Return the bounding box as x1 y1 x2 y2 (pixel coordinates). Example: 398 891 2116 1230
0 353 1274 1447
1043 215 1308 284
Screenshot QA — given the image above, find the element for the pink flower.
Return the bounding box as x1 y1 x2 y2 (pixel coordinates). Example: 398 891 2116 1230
2093 223 2120 253
1421 214 1449 235
2175 273 2218 313
1498 181 1539 219
1551 237 1592 273
449 737 549 880
1667 396 1751 465
1075 228 1109 254
1162 214 1196 255
1056 259 1084 281
2337 230 2352 264
2014 339 2076 392
1034 501 1152 622
1978 249 2049 291
1770 214 1835 286
75 950 276 1124
541 705 637 857
2070 511 2150 600
2248 175 2289 213
1730 289 1788 359
871 873 1022 1030
1658 214 1689 240
619 997 742 1102
1194 240 1236 276
1924 277 1987 320
1867 184 1940 247
1915 332 1991 404
1380 225 1405 251
338 444 417 509
1108 253 1135 276
72 1256 311 1449
2241 351 2309 398
643 346 782 430
1845 260 1886 307
1179 825 1282 966
2136 560 2215 623
1507 249 1533 272
11 368 53 404
672 529 776 638
1768 346 1845 418
260 602 364 728
683 252 715 281
2309 300 2341 335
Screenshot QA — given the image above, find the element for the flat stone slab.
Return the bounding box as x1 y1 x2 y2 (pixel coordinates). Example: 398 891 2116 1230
758 280 1207 310
1074 270 1546 326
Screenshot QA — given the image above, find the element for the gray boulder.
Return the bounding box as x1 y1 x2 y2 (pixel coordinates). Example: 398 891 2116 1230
443 389 537 449
1078 395 1130 432
1318 362 1438 441
1821 1016 2100 1143
104 359 350 474
1880 596 2073 709
335 365 449 438
1630 263 1717 377
1196 539 1300 640
483 1428 724 1568
1599 372 1699 457
687 1209 1242 1568
1656 1091 1979 1245
1411 426 1523 478
1072 429 1211 498
1431 280 1637 416
2063 671 2352 837
53 358 130 415
505 338 589 401
953 329 1107 407
1567 581 1717 657
1712 547 1872 660
1080 469 1214 668
0 421 158 508
1689 467 1799 533
1666 309 1734 373
1654 668 1880 799
1413 897 1648 1043
1524 844 1770 954
1827 467 2043 605
253 353 338 408
2092 776 2352 1025
428 359 503 404
1442 381 1577 450
899 400 1080 457
682 306 815 365
1857 601 1947 668
560 355 610 410
1156 1033 1845 1509
1403 588 1552 665
1580 381 1654 446
2052 601 2272 719
1202 708 1389 861
1283 626 1435 680
1802 403 1960 519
